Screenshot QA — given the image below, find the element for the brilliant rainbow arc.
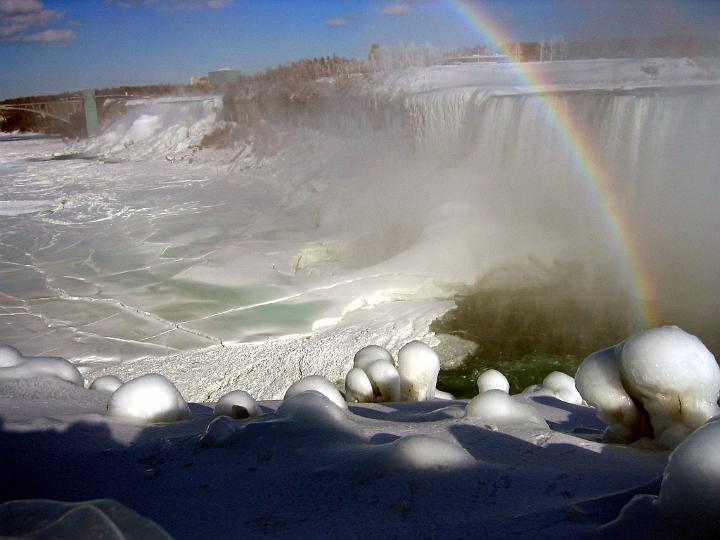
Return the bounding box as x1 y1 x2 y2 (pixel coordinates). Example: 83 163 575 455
446 0 658 328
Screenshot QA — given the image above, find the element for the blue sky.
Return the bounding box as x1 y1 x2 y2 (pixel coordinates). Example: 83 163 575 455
1 0 718 99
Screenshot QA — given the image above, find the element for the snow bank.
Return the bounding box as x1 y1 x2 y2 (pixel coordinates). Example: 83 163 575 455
213 390 260 419
107 373 189 423
0 348 84 387
466 389 548 428
576 326 720 447
378 435 475 470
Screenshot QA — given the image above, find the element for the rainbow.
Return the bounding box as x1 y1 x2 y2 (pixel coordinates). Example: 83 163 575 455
446 0 659 327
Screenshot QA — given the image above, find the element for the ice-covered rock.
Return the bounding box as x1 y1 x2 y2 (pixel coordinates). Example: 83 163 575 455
275 391 356 436
90 375 123 393
365 359 401 402
344 368 374 403
0 345 22 367
107 373 189 423
575 345 644 442
434 389 455 400
0 355 84 387
200 415 239 447
541 371 583 405
466 389 548 428
657 418 720 531
576 326 720 447
214 390 260 419
0 499 173 540
397 340 440 401
477 369 510 394
379 435 475 470
284 375 347 410
353 345 394 371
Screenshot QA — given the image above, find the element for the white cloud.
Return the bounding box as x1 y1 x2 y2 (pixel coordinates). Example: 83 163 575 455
0 0 75 43
382 2 413 16
326 16 351 27
113 0 233 11
16 29 76 42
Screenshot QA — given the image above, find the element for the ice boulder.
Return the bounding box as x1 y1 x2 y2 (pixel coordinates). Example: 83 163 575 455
107 374 189 423
397 341 440 401
284 375 347 410
540 371 584 405
365 359 401 402
575 345 645 442
466 389 548 428
477 369 510 394
0 345 22 367
576 326 720 447
656 418 720 531
213 390 260 419
380 435 475 470
274 391 357 437
0 355 84 387
90 375 123 393
353 344 393 371
344 367 374 403
0 499 173 540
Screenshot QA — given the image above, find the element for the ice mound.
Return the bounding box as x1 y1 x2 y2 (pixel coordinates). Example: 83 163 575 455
576 326 720 447
603 419 720 537
657 418 720 531
345 367 375 403
379 435 475 470
275 391 356 436
0 345 22 367
200 415 239 447
477 369 510 394
536 371 583 405
434 389 455 400
353 344 394 371
213 390 260 419
284 375 347 410
0 498 173 540
0 352 84 387
107 373 189 423
397 341 440 401
90 375 123 393
466 389 548 428
365 359 401 402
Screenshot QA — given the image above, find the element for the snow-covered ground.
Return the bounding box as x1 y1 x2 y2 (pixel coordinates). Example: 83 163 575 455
2 57 720 539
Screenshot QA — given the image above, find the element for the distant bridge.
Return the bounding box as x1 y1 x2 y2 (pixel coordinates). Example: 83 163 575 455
1 91 220 138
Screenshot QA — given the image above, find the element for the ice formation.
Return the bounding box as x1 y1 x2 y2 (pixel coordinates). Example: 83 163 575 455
0 354 84 387
434 389 455 400
353 345 394 371
466 389 548 428
0 345 22 367
107 373 190 423
380 435 475 470
344 367 374 403
397 341 440 401
576 326 720 447
477 369 510 394
200 415 239 447
213 390 260 419
275 391 356 436
540 371 583 405
365 359 401 402
656 418 720 531
89 375 123 393
284 375 347 410
0 499 173 540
